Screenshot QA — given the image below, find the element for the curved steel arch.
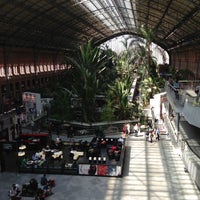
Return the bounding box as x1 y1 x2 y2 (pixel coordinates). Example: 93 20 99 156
0 0 200 52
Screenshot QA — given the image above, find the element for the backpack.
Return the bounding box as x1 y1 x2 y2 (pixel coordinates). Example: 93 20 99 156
40 177 47 186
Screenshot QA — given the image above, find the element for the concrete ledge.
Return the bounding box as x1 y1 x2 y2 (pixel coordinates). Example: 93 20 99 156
182 142 200 189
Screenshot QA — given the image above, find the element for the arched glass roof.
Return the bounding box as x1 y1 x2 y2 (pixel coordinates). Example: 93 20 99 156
0 0 200 51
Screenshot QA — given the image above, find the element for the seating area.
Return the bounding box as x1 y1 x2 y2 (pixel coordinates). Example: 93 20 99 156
18 136 126 177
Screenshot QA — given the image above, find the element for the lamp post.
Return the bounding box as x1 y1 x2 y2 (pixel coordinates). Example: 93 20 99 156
176 112 180 143
5 76 11 113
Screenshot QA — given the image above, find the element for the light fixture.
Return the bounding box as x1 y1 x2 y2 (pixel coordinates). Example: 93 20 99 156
18 151 25 157
19 145 26 150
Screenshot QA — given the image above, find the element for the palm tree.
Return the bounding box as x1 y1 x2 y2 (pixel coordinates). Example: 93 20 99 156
107 76 133 120
122 26 159 109
98 47 118 93
140 77 156 105
119 36 141 78
122 26 157 79
139 25 157 78
65 39 108 122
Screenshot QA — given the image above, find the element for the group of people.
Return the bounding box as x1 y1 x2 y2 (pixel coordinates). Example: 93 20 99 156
148 128 160 143
122 121 161 143
8 174 55 200
122 123 141 136
9 184 21 200
40 174 55 197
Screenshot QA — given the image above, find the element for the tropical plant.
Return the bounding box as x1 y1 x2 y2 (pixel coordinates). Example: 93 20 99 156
64 39 108 122
100 101 116 121
139 24 157 77
98 47 118 93
50 88 73 121
107 76 134 120
118 37 140 78
140 77 162 106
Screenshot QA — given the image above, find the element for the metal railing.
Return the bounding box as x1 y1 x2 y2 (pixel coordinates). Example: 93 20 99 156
166 81 200 107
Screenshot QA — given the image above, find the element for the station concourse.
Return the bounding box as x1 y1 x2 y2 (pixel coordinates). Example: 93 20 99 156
0 1 200 200
1 128 200 200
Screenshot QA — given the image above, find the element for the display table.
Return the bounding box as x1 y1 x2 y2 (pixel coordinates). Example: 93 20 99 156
70 150 84 160
52 150 63 159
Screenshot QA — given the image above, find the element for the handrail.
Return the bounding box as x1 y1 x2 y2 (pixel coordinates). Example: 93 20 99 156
166 82 200 107
184 139 200 160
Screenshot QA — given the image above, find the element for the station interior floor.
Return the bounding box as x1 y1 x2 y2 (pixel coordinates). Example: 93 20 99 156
1 125 200 200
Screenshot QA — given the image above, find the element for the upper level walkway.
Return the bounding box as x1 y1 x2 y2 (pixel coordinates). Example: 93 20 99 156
165 81 200 128
0 133 200 200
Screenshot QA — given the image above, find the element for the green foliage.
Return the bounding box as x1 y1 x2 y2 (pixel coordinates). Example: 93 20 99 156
107 76 134 120
139 24 157 44
49 28 164 122
100 102 116 122
64 39 109 122
140 76 162 106
50 88 74 121
98 48 118 92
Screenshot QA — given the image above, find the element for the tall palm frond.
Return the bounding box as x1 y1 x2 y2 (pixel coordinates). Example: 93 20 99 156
64 39 108 122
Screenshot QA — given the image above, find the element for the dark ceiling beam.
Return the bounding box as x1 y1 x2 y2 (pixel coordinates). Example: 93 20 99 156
0 1 84 51
6 0 87 43
0 0 199 53
4 1 50 37
168 30 200 50
146 0 151 27
0 32 74 51
0 1 9 11
2 20 81 50
96 30 168 51
164 6 200 40
155 0 173 29
96 31 136 46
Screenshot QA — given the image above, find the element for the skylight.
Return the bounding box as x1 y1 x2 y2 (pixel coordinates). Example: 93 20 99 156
75 0 136 32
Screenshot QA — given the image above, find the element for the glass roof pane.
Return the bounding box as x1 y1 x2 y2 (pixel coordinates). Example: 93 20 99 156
0 0 199 51
79 0 126 31
84 0 98 11
91 0 103 10
124 0 132 10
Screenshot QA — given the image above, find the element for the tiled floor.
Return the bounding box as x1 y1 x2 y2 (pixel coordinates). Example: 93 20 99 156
1 134 200 200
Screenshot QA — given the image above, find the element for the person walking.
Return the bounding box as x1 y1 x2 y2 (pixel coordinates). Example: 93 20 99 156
122 124 127 138
126 123 130 136
149 130 154 143
156 128 160 141
134 123 138 136
40 174 48 186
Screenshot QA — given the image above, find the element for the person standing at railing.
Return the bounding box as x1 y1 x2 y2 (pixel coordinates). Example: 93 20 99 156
195 85 200 103
173 79 180 99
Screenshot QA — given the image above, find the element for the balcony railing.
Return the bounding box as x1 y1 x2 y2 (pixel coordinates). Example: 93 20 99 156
165 81 200 128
